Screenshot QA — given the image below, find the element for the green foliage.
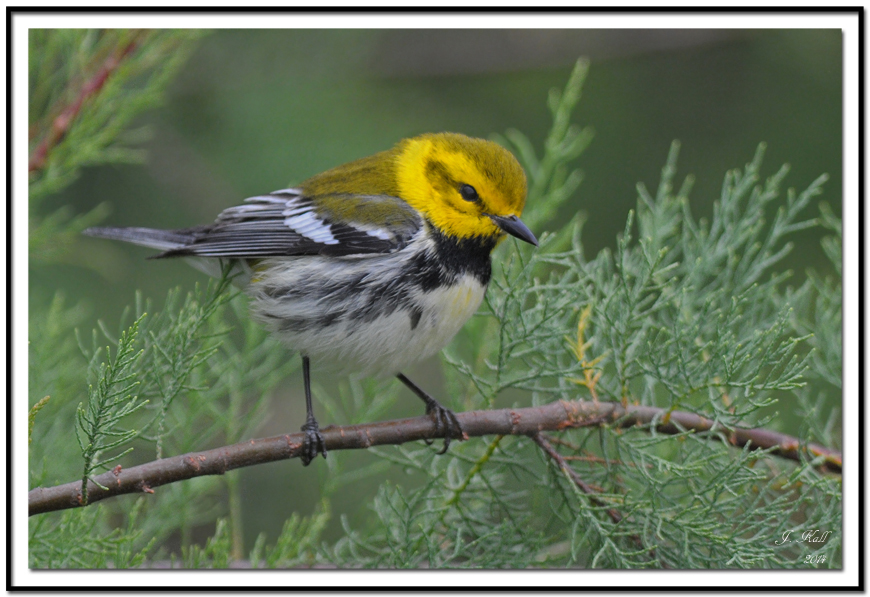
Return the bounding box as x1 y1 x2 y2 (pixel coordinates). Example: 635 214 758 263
28 43 840 571
254 499 331 568
28 396 50 445
29 295 94 489
29 278 298 567
142 271 234 458
30 499 154 569
177 500 332 569
69 267 235 508
76 313 148 504
29 29 202 265
784 201 843 447
183 518 233 569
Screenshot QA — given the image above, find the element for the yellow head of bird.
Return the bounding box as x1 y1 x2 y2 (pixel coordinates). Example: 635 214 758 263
396 133 537 246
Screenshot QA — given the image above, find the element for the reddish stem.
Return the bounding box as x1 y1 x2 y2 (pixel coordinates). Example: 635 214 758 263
29 36 141 174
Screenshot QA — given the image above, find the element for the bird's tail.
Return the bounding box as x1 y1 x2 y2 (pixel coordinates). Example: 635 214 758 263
83 226 252 283
82 226 195 254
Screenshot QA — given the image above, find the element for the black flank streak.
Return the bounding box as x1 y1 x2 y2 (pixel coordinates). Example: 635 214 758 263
317 311 344 327
279 318 314 333
350 279 409 323
317 272 368 301
409 307 423 330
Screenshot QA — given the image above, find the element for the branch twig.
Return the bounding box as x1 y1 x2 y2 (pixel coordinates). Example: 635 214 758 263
533 432 667 566
532 433 623 524
28 34 142 173
28 399 842 516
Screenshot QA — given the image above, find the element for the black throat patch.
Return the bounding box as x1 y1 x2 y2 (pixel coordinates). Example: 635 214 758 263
403 223 495 292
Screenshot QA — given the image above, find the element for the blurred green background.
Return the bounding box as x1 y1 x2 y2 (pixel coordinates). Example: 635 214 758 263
31 29 842 549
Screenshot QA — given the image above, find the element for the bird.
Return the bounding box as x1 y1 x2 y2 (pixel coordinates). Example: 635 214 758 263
84 132 538 465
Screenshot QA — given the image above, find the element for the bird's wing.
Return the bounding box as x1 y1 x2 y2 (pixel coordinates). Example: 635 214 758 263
155 188 423 258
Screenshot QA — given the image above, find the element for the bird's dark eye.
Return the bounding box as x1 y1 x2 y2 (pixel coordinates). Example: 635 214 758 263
459 184 479 202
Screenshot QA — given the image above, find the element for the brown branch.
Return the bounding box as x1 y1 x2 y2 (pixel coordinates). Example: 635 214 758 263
28 34 142 174
28 399 842 516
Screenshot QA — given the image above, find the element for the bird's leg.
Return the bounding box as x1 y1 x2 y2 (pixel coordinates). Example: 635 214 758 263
299 355 327 465
396 373 463 454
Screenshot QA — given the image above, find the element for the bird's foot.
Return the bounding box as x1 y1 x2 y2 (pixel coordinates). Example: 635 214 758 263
423 397 464 454
300 417 327 466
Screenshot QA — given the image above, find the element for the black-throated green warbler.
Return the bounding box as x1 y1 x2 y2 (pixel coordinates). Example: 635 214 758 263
85 132 538 465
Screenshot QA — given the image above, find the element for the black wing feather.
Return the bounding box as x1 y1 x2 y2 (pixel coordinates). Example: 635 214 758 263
154 189 422 259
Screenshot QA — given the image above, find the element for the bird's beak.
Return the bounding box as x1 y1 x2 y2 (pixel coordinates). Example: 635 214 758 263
487 214 538 246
